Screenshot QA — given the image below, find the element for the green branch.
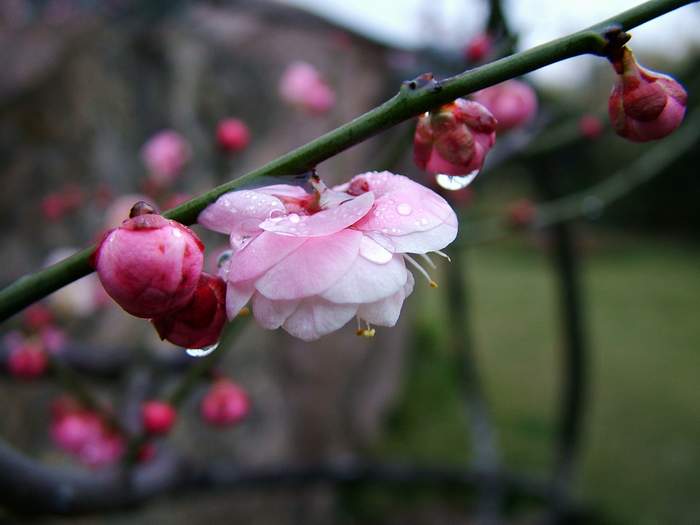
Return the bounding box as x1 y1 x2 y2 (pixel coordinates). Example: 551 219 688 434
0 0 694 322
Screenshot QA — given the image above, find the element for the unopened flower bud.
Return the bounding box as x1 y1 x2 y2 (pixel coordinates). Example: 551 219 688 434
200 379 250 427
472 80 538 132
279 61 336 114
141 130 191 187
141 401 177 435
151 273 226 349
414 98 496 176
216 118 250 152
579 114 604 139
93 203 204 318
464 33 492 63
608 47 687 142
7 339 47 380
507 199 537 229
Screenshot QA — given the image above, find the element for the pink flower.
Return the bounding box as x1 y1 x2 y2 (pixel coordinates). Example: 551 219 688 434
472 80 538 132
414 99 496 177
216 118 250 152
608 47 687 142
141 401 177 435
151 273 227 349
200 379 250 427
141 130 191 187
199 172 457 341
279 61 336 114
93 203 204 318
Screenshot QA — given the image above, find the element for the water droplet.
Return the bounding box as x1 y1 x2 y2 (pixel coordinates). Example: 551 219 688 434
397 203 412 216
186 343 219 358
268 209 285 222
217 250 233 268
171 228 183 238
288 213 300 223
435 171 479 191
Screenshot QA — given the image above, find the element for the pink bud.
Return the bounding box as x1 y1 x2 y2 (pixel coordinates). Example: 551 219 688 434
141 130 191 187
77 430 124 468
464 33 492 63
41 193 67 222
216 118 250 152
579 114 604 139
141 401 177 435
151 273 226 349
414 98 496 176
507 199 537 229
279 61 336 114
23 303 54 331
200 379 250 427
93 203 204 318
51 410 104 454
40 326 66 354
472 80 538 132
608 47 687 142
7 340 48 380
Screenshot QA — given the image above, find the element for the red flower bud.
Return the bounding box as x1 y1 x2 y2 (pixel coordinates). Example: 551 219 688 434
608 47 687 142
472 80 538 132
579 114 604 139
141 401 177 435
414 99 496 177
93 203 204 318
216 118 250 152
200 379 250 427
7 339 47 380
151 273 227 349
23 303 54 331
464 33 492 63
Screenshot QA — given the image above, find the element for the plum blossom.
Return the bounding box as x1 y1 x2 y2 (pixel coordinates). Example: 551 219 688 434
198 171 457 341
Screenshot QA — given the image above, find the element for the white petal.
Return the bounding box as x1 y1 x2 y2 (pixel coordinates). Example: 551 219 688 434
370 222 458 254
320 254 407 304
359 235 393 264
282 298 358 341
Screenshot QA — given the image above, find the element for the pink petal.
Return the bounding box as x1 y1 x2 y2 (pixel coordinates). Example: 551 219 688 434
226 280 255 319
198 190 285 235
259 192 374 237
228 232 307 283
359 235 393 264
367 221 458 254
255 229 362 300
256 184 310 200
321 254 408 304
282 297 358 341
251 293 299 329
357 272 414 326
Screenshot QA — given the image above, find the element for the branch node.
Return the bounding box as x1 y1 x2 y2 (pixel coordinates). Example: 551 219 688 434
598 24 631 59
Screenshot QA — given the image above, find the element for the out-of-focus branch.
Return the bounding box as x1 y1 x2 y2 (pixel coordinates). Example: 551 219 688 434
0 0 693 322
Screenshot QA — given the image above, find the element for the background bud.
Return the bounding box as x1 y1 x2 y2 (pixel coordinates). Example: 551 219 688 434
472 80 538 132
141 401 177 435
200 379 250 427
216 118 250 152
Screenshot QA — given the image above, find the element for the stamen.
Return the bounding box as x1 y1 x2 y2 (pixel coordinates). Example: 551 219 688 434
434 250 451 262
403 254 438 288
355 317 376 337
419 253 437 270
238 307 251 317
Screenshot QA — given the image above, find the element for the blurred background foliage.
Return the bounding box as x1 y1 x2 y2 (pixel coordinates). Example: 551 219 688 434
0 1 698 524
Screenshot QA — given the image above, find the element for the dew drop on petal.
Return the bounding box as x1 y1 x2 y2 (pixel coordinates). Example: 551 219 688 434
435 171 479 191
217 250 233 268
171 228 183 238
288 213 300 223
396 203 412 216
186 343 219 358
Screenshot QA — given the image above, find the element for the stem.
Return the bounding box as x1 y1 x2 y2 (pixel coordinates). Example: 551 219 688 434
0 0 694 322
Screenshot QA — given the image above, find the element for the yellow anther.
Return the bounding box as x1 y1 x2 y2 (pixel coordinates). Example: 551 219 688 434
429 280 439 289
238 306 251 317
355 328 376 338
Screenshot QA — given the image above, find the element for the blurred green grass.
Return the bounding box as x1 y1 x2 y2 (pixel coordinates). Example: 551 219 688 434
379 233 700 525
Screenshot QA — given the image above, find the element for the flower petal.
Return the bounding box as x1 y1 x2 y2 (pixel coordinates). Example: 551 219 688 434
282 297 358 341
321 254 407 304
225 280 255 319
198 190 285 235
254 229 362 300
359 235 393 264
258 192 374 237
368 221 458 254
251 293 299 329
357 271 414 326
228 232 307 283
